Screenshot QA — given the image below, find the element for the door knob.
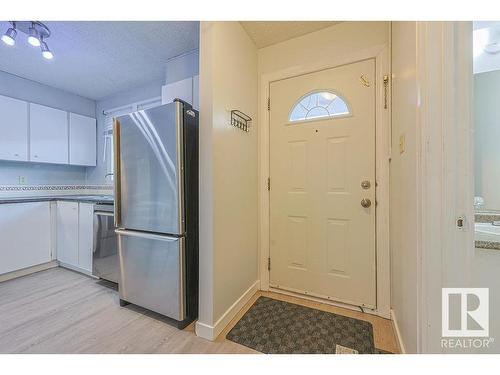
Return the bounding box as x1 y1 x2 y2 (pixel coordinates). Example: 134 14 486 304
361 180 371 189
361 198 372 208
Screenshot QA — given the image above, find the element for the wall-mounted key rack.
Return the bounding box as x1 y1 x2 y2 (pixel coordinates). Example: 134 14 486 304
230 110 252 132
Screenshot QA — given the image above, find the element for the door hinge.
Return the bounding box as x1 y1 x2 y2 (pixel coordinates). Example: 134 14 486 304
268 257 271 270
383 74 389 109
267 97 270 111
267 177 270 191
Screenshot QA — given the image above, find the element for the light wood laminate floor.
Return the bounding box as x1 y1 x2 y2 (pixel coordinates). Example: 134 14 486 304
0 267 398 353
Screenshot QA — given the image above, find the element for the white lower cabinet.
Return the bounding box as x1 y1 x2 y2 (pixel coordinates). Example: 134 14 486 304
56 201 94 273
0 202 52 275
78 203 94 273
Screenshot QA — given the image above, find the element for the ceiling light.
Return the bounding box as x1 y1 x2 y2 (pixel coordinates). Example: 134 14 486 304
1 26 17 46
27 24 41 46
2 21 53 60
40 40 53 60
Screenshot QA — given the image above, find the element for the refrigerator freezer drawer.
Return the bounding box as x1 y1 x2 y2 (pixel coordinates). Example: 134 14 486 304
117 229 185 321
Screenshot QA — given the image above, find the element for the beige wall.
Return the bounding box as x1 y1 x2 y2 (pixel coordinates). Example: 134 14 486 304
257 21 391 308
390 21 420 354
198 20 395 342
258 21 389 76
197 21 259 336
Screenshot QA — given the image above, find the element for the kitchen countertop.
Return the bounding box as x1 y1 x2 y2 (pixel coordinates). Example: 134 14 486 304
475 240 500 251
0 195 114 205
475 212 500 250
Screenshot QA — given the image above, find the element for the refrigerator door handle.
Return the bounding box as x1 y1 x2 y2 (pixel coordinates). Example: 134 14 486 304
115 229 180 242
113 118 122 228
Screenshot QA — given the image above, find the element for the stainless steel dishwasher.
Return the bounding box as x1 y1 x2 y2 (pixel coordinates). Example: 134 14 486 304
93 203 119 284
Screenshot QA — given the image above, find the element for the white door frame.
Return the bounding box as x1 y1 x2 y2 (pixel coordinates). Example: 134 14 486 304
258 44 391 318
415 21 474 353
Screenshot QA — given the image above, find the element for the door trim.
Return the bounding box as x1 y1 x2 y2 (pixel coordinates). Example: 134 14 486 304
258 43 391 318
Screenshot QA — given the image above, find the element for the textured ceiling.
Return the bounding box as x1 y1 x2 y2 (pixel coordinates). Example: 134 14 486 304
0 21 199 100
240 21 339 48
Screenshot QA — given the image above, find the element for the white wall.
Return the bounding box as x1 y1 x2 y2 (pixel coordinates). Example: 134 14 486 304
473 70 500 353
165 50 199 85
471 248 500 353
474 70 500 210
196 21 258 339
86 80 164 185
390 22 420 354
87 51 201 186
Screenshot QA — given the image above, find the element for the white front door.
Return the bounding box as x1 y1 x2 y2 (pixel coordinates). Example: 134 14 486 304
269 59 376 308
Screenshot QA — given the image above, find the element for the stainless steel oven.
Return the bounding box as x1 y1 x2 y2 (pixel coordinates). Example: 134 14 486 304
93 203 119 284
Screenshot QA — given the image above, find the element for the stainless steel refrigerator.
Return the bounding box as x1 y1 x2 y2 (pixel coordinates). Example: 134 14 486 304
113 99 198 328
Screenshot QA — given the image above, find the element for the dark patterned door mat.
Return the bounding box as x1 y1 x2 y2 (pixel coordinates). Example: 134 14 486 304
226 296 391 354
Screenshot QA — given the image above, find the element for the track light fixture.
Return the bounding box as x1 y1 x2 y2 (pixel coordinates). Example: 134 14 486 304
40 39 53 60
1 23 17 46
27 23 41 46
1 21 54 60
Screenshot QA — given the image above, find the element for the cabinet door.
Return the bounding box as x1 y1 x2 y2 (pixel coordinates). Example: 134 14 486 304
0 95 29 161
161 77 193 105
192 75 199 111
0 202 51 275
30 103 69 164
56 201 79 267
78 203 94 272
69 113 96 166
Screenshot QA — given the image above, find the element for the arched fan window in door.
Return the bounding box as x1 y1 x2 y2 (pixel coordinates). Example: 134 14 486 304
288 90 350 122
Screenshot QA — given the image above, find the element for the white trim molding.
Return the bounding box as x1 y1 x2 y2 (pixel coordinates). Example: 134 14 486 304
195 280 259 341
391 309 406 354
0 261 58 283
415 21 473 353
258 44 391 319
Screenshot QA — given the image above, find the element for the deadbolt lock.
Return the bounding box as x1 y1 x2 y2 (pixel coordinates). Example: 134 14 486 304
361 180 371 189
361 198 372 208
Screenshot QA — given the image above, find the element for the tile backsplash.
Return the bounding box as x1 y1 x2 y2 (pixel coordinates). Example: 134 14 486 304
0 184 113 198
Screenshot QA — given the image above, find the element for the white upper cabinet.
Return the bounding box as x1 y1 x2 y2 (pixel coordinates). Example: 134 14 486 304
162 77 193 105
30 103 69 164
69 113 96 166
0 95 29 162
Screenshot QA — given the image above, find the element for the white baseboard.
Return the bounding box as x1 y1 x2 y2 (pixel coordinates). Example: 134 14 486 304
195 280 260 341
58 262 94 277
0 261 58 283
391 308 406 354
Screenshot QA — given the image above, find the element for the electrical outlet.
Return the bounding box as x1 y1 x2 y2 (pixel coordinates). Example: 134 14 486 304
18 176 26 184
399 134 406 154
